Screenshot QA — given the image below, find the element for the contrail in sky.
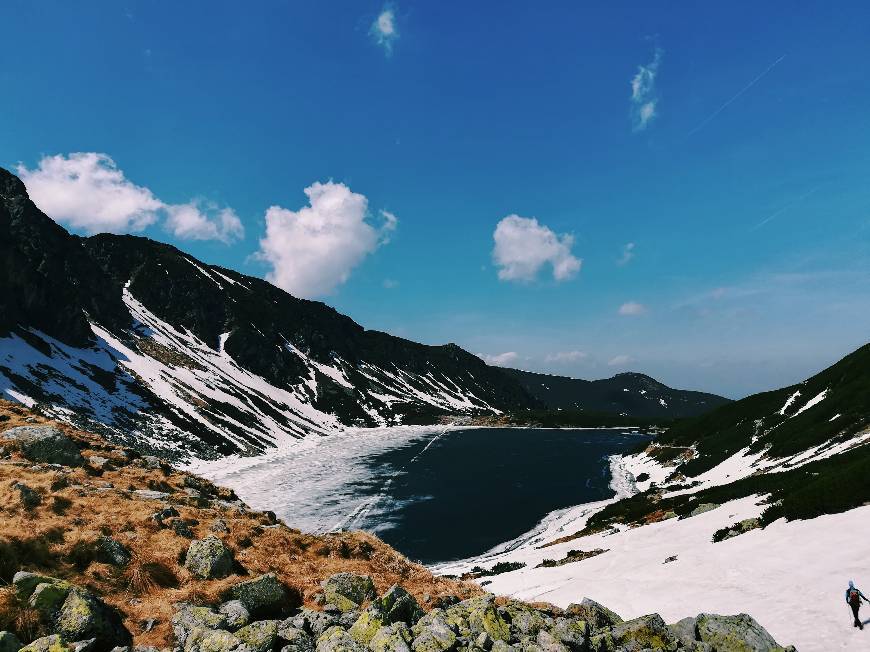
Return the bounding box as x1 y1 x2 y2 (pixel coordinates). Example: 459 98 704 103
688 54 787 137
750 185 819 231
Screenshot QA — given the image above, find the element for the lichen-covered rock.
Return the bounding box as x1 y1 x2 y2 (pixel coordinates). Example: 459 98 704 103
452 597 510 642
490 642 516 652
172 605 229 647
230 574 288 617
69 639 97 652
374 586 423 626
96 537 132 567
689 503 719 518
667 617 698 648
4 425 84 466
277 626 314 652
184 626 242 652
184 536 234 579
609 614 677 652
316 626 366 652
549 618 587 652
370 624 413 652
13 481 42 508
284 610 341 638
695 613 783 651
349 608 385 646
565 599 623 630
55 589 131 652
411 614 457 652
220 601 251 630
19 635 72 652
236 620 279 652
0 631 22 652
322 574 376 613
29 580 73 613
534 631 568 652
13 571 59 599
497 603 549 641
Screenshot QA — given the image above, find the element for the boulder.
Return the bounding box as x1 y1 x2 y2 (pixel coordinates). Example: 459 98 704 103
370 624 413 652
283 609 340 638
278 626 315 652
183 627 242 652
13 571 59 599
689 503 719 518
534 631 568 652
349 608 385 646
55 589 132 652
497 603 549 640
490 642 516 652
96 537 132 567
19 635 72 652
410 613 457 652
230 574 288 617
322 574 376 612
13 481 42 509
236 620 279 652
172 604 229 647
29 580 73 614
667 617 698 648
609 614 677 652
219 601 251 630
565 599 622 630
452 597 510 642
88 456 112 472
550 618 588 651
695 613 784 651
316 626 366 652
3 426 84 466
0 631 22 652
374 586 423 626
184 536 234 579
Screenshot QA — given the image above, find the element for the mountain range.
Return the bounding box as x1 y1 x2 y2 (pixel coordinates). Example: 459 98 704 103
0 166 725 460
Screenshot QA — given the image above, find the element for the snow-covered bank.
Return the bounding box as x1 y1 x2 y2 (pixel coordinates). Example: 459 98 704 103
436 449 870 651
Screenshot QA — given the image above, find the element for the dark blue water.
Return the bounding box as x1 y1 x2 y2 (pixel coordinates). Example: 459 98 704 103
355 428 651 564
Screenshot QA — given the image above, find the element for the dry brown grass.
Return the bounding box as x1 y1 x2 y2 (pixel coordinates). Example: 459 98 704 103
0 400 482 648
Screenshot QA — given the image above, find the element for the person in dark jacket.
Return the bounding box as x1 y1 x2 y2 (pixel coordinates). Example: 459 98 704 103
847 580 869 629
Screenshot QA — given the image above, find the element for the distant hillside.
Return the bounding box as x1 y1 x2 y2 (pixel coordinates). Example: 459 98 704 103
500 368 730 418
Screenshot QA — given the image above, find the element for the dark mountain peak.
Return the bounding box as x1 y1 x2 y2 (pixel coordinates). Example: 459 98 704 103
0 166 28 200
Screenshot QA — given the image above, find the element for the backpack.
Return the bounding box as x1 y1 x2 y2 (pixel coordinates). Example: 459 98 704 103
850 589 861 605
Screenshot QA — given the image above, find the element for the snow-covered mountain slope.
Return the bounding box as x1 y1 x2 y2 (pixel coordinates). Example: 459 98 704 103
0 166 539 459
501 367 730 418
436 346 870 650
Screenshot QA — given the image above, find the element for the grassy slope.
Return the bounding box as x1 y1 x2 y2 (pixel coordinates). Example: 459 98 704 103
0 401 481 648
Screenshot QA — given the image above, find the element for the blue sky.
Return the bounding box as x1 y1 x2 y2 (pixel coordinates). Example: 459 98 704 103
4 1 869 398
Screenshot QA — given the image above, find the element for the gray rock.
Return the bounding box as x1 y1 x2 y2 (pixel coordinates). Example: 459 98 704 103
19 635 72 652
220 601 251 630
550 618 587 651
316 626 366 652
3 425 84 466
497 603 549 641
534 631 567 652
140 456 164 470
609 614 677 652
371 624 413 652
447 597 510 642
236 620 279 652
667 617 698 648
695 613 783 651
277 626 314 652
89 456 112 472
474 633 492 651
565 599 623 630
55 589 132 652
183 627 242 652
374 586 424 626
211 519 230 533
172 604 229 647
230 574 288 617
490 643 516 652
97 536 132 567
29 580 73 613
184 536 234 579
132 490 170 501
12 571 58 599
284 609 340 638
0 631 22 652
689 503 719 518
70 638 98 652
13 481 42 508
322 574 376 613
411 614 457 652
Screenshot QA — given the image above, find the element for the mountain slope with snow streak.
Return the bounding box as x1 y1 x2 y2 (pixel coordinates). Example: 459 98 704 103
0 166 539 459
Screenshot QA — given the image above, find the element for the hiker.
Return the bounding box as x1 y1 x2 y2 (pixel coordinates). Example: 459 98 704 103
847 580 869 629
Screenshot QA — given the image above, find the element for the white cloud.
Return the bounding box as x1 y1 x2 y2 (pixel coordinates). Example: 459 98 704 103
630 48 662 132
492 215 582 283
371 6 399 54
17 153 163 234
17 152 242 243
382 278 399 289
608 354 634 367
617 242 636 266
545 350 588 364
256 181 396 299
618 301 647 316
164 201 244 243
480 351 519 367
